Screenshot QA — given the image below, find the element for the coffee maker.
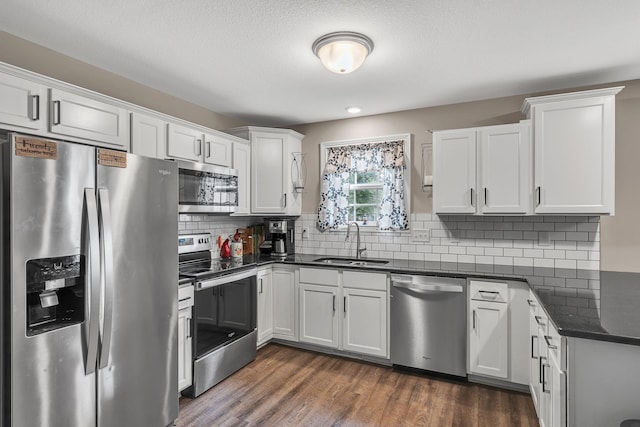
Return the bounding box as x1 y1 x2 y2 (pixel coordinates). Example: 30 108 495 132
265 219 294 258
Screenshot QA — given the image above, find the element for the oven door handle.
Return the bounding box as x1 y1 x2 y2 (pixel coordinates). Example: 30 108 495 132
196 268 257 290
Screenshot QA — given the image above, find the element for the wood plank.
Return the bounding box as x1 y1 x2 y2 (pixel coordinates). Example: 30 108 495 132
177 344 539 427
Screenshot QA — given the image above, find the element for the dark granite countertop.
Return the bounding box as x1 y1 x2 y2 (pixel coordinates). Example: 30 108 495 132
219 253 640 346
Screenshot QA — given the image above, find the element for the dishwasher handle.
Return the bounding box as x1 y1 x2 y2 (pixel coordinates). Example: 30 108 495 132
391 276 464 293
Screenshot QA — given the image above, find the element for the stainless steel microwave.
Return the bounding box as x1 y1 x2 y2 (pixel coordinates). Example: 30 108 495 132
177 160 238 213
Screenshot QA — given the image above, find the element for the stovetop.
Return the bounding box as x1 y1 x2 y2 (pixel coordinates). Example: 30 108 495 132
178 255 257 280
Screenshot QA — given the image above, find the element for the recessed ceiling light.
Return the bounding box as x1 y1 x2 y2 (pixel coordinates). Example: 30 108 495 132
346 107 361 114
312 32 374 74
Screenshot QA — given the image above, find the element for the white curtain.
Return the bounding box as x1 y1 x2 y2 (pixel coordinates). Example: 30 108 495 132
317 140 408 231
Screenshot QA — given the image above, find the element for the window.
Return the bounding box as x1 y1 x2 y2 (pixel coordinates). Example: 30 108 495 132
317 134 411 231
347 171 383 226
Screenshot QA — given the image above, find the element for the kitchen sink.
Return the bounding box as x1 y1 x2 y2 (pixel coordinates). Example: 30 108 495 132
312 257 389 266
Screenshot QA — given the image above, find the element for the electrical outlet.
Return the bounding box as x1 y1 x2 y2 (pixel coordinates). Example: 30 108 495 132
538 231 551 246
411 228 430 242
302 227 309 237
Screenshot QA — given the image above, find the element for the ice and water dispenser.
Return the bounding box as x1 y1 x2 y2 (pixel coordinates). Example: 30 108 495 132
26 255 84 336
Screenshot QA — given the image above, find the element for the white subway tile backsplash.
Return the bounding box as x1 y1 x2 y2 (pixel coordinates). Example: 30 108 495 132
458 255 476 263
555 259 577 269
565 250 587 260
485 248 504 256
504 231 523 240
441 254 458 263
524 249 543 258
534 258 555 268
543 250 565 259
514 257 534 267
566 232 589 241
289 213 600 291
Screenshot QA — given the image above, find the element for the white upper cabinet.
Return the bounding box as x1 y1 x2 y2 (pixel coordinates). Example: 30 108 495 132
433 129 477 214
130 112 167 159
166 123 204 162
203 132 232 167
226 126 303 215
0 72 46 131
434 122 530 215
49 88 128 149
522 87 622 215
232 140 251 215
479 123 531 214
167 125 235 166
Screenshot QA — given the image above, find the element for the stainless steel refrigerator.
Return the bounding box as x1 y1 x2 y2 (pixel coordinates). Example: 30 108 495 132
0 133 179 427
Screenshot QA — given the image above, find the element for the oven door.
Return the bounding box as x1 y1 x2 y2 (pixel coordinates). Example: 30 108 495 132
177 160 238 214
193 268 257 359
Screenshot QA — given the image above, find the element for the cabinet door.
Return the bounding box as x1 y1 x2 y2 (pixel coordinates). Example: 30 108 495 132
273 268 297 340
204 132 232 167
469 300 508 378
433 129 477 214
251 131 286 213
232 141 251 214
284 134 303 216
533 96 615 214
130 112 167 159
538 329 551 427
548 350 566 427
177 307 192 392
342 288 387 357
0 73 45 131
299 283 339 348
479 123 531 214
49 88 128 148
257 269 274 345
529 307 542 414
166 123 203 162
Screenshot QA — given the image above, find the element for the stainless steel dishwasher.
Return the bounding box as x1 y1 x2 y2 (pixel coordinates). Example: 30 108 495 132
390 274 467 378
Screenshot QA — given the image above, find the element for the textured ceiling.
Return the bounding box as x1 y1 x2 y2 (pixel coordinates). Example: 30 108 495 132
1 1 639 127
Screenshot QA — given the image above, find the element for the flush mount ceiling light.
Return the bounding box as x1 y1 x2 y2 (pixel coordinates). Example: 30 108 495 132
312 31 374 74
346 106 361 114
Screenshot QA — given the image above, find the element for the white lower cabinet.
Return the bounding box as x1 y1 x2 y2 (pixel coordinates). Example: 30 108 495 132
528 289 566 427
342 287 387 357
469 298 508 378
272 266 297 341
299 282 339 348
468 280 529 385
178 284 194 392
257 267 274 346
299 267 388 358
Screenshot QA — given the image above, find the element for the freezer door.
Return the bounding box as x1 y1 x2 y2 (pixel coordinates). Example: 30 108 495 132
5 136 97 427
96 151 178 427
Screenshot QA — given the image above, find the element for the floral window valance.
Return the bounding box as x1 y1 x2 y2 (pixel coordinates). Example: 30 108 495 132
317 139 409 231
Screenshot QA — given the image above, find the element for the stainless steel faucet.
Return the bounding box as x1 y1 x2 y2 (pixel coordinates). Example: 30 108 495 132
345 222 366 259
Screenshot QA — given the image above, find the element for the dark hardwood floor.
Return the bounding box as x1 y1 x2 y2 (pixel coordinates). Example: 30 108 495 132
177 343 539 427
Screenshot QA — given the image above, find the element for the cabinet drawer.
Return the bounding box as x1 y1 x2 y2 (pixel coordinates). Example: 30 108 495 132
469 280 508 303
343 270 387 291
178 284 194 309
544 321 562 361
299 267 339 286
527 289 539 315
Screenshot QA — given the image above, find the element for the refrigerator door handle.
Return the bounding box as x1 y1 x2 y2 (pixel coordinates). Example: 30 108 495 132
84 188 101 375
98 188 115 369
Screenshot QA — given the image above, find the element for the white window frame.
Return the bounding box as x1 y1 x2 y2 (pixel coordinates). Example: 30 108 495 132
319 133 412 231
